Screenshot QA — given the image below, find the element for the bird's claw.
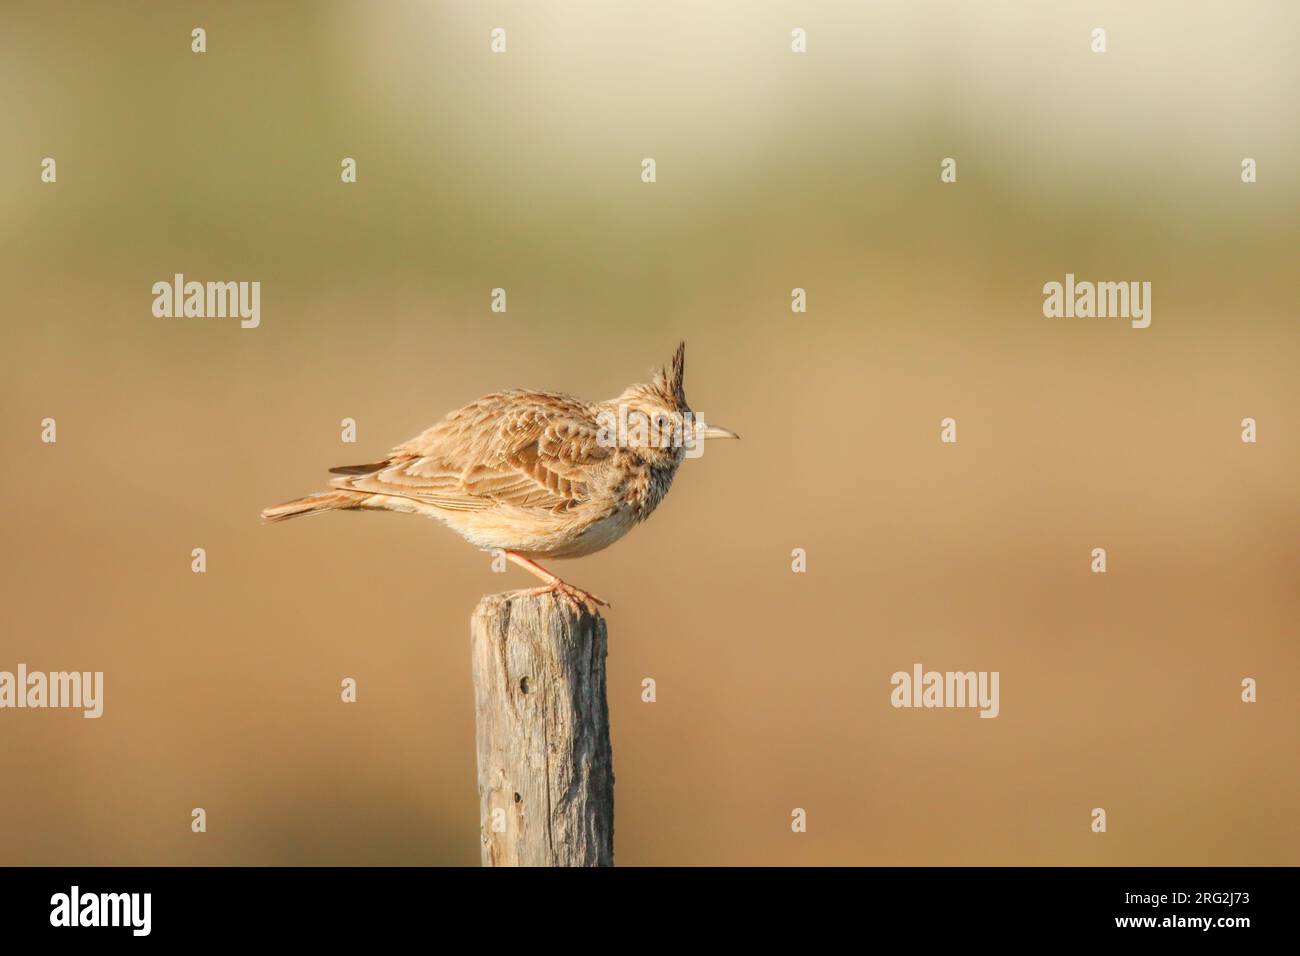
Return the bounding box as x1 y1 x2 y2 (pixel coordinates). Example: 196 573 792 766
521 581 610 615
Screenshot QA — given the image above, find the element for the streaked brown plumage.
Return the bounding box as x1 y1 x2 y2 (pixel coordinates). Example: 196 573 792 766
261 343 738 609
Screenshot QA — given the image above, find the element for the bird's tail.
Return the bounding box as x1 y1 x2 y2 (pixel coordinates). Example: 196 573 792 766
260 490 364 523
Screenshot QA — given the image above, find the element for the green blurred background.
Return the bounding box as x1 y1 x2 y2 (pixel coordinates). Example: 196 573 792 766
1 1 1297 865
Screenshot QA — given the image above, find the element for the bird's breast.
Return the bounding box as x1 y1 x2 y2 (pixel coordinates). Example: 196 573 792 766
540 506 640 559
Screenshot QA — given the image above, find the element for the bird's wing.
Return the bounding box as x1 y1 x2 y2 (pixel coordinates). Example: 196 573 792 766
329 391 613 514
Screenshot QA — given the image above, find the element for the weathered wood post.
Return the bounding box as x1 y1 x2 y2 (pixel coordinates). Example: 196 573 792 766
470 592 614 866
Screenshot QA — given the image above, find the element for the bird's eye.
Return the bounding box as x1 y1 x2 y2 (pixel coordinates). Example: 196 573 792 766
654 414 676 447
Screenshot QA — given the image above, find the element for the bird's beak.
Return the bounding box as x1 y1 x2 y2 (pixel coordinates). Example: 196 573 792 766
701 424 740 440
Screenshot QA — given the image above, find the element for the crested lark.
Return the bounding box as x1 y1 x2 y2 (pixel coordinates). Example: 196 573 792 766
261 343 738 610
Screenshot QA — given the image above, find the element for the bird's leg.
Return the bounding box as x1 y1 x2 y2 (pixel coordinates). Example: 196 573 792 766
503 551 610 612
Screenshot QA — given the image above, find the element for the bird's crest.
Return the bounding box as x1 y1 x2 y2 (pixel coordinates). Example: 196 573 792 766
652 341 687 408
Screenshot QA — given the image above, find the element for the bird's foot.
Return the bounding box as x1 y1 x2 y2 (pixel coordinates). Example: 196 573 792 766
520 580 610 615
502 550 609 614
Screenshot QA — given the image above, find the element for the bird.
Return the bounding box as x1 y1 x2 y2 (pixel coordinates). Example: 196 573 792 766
261 343 738 611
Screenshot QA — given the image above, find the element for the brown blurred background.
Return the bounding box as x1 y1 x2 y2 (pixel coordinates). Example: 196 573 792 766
1 1 1297 865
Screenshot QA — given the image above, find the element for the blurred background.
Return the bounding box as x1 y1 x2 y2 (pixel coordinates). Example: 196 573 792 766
1 0 1297 865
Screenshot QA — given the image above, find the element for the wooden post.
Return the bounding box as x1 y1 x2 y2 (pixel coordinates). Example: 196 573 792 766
470 592 614 866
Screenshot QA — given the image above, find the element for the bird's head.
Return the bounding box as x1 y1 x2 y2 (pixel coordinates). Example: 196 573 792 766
602 342 739 465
